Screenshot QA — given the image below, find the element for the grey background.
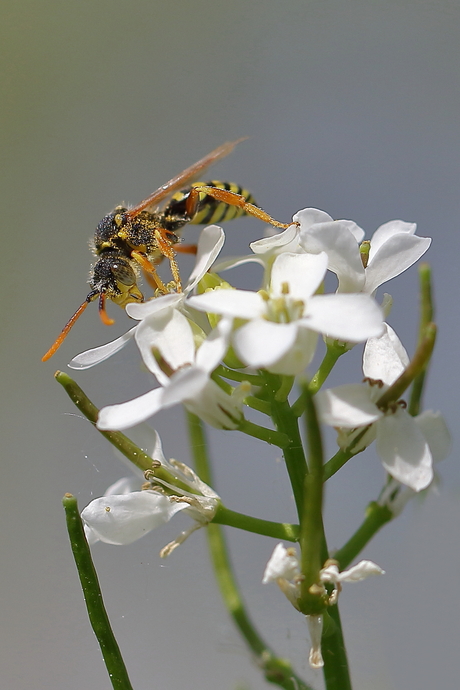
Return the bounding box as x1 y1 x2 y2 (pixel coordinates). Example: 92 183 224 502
2 1 459 688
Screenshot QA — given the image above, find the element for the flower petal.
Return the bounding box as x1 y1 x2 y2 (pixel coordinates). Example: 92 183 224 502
363 323 409 385
135 308 195 377
81 491 186 545
303 293 384 342
185 225 225 292
97 387 164 430
262 543 300 583
414 411 451 464
126 292 183 320
68 327 137 369
365 234 431 294
376 408 433 491
299 221 366 293
270 252 328 300
234 320 299 368
188 289 266 319
316 384 383 427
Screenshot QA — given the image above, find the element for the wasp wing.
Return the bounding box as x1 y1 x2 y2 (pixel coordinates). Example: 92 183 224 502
125 138 246 218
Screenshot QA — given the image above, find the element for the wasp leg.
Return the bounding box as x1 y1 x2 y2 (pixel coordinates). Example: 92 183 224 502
153 229 182 292
98 292 115 326
175 243 198 255
131 250 171 294
187 186 294 229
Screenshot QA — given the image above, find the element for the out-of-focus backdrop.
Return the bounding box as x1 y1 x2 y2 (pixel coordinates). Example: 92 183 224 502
2 1 459 688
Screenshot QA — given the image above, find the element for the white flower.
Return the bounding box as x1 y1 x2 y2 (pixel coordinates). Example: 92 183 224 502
97 315 245 431
188 252 384 375
316 324 443 491
263 544 384 669
69 225 225 370
213 208 334 281
298 214 431 294
82 431 220 552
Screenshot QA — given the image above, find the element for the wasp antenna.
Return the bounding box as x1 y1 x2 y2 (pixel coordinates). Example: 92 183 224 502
42 300 90 361
98 292 115 326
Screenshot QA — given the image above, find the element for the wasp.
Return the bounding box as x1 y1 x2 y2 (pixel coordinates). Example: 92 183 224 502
42 139 290 361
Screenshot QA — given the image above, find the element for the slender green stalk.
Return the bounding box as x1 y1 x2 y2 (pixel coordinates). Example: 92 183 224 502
321 606 352 690
270 396 309 521
244 395 272 416
238 419 290 448
409 264 434 416
55 371 196 493
187 413 313 690
62 494 134 690
299 386 325 614
292 344 347 417
213 504 299 541
376 323 436 410
333 501 393 570
215 364 264 385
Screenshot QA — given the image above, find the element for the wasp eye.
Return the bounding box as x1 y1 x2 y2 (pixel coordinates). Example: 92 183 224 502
112 261 136 286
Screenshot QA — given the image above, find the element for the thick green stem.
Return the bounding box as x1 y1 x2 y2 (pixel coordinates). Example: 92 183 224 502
63 494 134 690
186 413 312 690
270 396 309 522
238 419 290 448
299 386 325 614
213 505 299 541
333 501 393 570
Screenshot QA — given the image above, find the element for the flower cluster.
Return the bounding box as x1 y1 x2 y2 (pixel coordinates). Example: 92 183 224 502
68 205 449 677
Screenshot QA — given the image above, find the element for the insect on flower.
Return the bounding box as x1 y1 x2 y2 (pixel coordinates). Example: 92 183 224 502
42 139 291 361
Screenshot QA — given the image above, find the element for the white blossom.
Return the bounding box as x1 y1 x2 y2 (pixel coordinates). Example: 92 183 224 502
189 251 384 375
316 324 443 491
81 431 220 550
263 544 384 669
299 214 431 294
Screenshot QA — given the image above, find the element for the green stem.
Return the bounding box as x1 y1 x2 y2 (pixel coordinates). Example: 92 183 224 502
244 395 272 415
62 494 134 690
55 371 196 494
321 606 352 690
186 413 312 690
215 364 263 385
333 501 393 570
213 505 299 541
270 396 309 522
299 386 325 614
409 263 434 417
291 345 346 417
238 419 290 448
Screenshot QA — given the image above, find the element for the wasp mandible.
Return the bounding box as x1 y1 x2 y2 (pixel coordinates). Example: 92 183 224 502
42 139 290 361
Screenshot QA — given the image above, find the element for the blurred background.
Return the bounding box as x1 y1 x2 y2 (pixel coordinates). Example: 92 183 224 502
2 1 459 688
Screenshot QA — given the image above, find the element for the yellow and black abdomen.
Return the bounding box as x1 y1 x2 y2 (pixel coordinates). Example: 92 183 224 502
164 181 257 230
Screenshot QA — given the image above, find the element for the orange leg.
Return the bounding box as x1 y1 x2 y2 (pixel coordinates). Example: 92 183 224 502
154 229 182 292
187 186 294 229
131 250 169 293
175 243 198 255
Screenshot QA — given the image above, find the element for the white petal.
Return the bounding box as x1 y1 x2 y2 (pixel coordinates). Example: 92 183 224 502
264 327 318 375
195 318 232 372
334 560 385 582
365 234 431 294
270 252 328 300
234 320 299 367
292 207 333 228
316 384 383 427
185 225 225 292
161 367 208 406
212 254 265 272
81 491 186 545
126 292 183 320
262 543 300 583
97 387 164 430
135 308 195 376
299 221 365 293
303 293 384 341
250 223 299 254
363 323 409 385
414 411 451 463
376 409 433 491
188 289 266 319
68 327 137 370
369 220 417 255
306 615 324 669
